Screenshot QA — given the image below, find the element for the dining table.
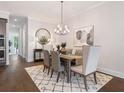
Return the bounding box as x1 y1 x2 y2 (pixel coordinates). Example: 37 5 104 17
60 54 82 83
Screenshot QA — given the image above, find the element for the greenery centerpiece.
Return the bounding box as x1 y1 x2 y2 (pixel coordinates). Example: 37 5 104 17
38 36 49 49
61 42 66 49
56 44 60 52
60 42 66 53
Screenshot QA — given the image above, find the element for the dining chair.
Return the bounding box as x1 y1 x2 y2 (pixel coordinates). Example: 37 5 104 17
71 45 100 91
74 49 82 65
61 49 73 66
43 50 51 75
66 49 73 55
50 51 65 82
75 49 82 56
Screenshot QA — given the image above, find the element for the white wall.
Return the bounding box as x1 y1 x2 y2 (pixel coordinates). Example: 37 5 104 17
65 2 124 78
22 23 26 58
17 17 28 59
26 17 60 62
0 11 9 65
18 25 26 58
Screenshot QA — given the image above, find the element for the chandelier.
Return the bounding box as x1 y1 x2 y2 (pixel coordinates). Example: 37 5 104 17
54 1 70 35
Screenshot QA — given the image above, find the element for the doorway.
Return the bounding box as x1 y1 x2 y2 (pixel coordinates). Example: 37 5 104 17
9 15 28 59
9 27 19 55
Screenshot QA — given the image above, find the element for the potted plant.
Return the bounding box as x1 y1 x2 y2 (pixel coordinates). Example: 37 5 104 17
38 36 48 49
61 42 66 54
56 44 60 51
61 42 66 49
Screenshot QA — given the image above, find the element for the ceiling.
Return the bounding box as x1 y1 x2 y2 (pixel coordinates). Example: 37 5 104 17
0 1 104 24
9 14 27 27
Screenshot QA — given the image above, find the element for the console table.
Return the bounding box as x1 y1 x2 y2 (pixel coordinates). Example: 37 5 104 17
33 49 43 62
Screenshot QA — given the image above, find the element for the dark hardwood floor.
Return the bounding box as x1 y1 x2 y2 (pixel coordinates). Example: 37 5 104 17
0 54 123 92
0 55 41 92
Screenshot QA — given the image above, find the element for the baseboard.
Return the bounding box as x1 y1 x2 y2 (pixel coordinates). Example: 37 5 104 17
97 67 124 79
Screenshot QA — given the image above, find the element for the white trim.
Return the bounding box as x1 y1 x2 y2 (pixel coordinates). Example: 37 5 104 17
97 67 124 79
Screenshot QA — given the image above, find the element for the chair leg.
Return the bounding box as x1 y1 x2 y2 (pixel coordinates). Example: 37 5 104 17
43 65 45 72
47 67 50 75
93 72 97 84
57 72 60 82
80 74 82 77
84 76 88 91
74 72 76 76
62 71 65 78
50 69 53 78
65 67 68 74
70 71 72 83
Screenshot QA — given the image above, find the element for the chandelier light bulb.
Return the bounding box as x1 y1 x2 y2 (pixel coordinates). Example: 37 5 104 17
64 25 67 28
54 29 57 32
57 30 59 33
64 30 66 33
57 24 60 28
67 28 70 32
59 27 62 31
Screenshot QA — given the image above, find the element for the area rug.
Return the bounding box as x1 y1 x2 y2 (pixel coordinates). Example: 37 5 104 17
25 65 113 92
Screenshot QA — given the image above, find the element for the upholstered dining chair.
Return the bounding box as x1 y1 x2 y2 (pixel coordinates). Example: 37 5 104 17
61 49 73 66
50 51 65 82
43 50 51 75
75 49 82 56
66 49 73 55
71 45 100 91
74 49 83 65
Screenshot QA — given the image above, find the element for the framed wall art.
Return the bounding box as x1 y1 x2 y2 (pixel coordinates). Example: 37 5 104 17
73 25 94 47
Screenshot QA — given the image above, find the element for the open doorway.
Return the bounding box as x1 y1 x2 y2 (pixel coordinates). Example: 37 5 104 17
9 15 28 59
9 27 19 55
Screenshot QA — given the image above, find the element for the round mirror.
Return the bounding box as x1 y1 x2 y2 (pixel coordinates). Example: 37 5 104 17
35 28 51 47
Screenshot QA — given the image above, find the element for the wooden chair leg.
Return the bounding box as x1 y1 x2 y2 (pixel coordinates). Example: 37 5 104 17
84 76 88 91
43 65 45 72
47 67 50 75
93 72 97 84
65 67 68 74
74 72 76 76
62 71 65 78
57 72 60 82
70 71 72 83
50 69 53 78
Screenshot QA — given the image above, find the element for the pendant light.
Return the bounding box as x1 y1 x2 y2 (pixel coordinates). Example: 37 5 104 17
54 1 70 35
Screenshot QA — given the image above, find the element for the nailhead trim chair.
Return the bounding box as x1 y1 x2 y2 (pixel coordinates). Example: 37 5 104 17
50 51 65 82
43 50 51 75
71 45 100 91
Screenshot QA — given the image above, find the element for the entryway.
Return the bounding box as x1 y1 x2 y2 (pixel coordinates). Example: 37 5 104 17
8 14 28 59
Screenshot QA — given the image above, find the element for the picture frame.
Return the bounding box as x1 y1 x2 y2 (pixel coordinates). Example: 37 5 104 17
73 25 94 47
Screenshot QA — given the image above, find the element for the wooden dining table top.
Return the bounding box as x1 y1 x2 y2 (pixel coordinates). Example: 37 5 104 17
60 54 82 61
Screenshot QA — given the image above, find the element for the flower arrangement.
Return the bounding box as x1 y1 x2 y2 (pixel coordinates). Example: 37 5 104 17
56 45 60 51
61 42 66 49
38 36 49 45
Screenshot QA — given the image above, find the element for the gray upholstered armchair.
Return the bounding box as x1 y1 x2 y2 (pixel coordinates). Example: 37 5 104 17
43 50 51 75
50 51 65 82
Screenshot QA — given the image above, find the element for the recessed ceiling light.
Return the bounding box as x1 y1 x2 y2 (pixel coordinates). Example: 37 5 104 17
12 24 16 27
14 19 17 21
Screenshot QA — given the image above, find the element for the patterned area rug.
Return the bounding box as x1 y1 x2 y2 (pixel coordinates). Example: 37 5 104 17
25 65 113 92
